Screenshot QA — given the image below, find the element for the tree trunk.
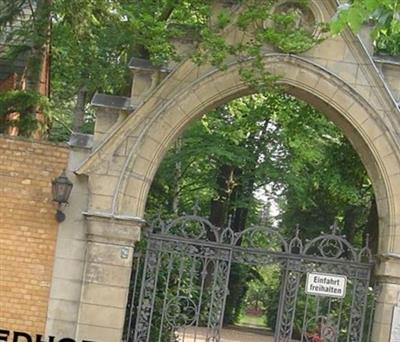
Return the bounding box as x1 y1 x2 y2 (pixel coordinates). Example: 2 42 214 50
343 205 357 244
205 164 235 289
29 0 51 96
230 169 256 233
72 87 87 132
209 164 235 230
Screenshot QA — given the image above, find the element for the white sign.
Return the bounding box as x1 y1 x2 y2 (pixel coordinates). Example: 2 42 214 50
305 272 347 298
390 294 400 342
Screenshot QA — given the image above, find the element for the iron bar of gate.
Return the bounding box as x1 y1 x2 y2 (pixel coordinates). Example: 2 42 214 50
124 252 142 342
205 259 221 341
315 296 321 321
346 279 366 342
181 255 198 342
335 296 345 342
300 295 310 341
217 249 234 342
132 242 162 342
146 249 162 342
364 286 379 342
275 260 290 342
285 270 302 340
157 252 173 342
193 257 210 341
359 272 372 342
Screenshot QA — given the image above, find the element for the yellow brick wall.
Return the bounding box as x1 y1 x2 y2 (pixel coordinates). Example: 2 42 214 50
0 135 69 335
0 74 16 93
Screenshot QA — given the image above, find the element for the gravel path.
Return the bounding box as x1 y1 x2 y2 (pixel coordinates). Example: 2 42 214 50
178 327 275 342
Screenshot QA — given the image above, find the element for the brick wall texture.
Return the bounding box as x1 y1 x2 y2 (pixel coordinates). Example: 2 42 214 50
0 135 69 335
0 73 17 92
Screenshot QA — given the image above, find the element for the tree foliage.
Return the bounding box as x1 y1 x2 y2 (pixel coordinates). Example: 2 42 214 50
0 90 49 136
147 93 374 242
0 0 323 139
331 0 400 55
1 0 399 140
146 92 376 326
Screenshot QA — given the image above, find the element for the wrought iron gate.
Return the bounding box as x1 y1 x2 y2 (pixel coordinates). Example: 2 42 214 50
123 214 375 342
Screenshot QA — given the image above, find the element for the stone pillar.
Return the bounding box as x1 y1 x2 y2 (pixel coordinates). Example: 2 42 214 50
74 213 143 342
371 254 400 342
45 147 91 339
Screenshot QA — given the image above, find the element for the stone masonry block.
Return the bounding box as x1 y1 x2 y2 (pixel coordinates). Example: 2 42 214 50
78 303 126 329
47 299 79 322
119 194 142 217
49 278 83 302
327 61 358 85
87 217 141 246
83 263 131 288
177 91 204 117
192 81 221 106
348 101 370 126
88 174 120 197
54 238 86 261
313 76 339 101
132 155 153 179
76 324 122 342
145 118 174 150
294 69 321 89
89 193 114 212
373 133 392 158
211 71 243 96
331 88 355 112
82 283 128 308
307 38 347 61
52 258 85 282
45 319 77 340
87 242 133 267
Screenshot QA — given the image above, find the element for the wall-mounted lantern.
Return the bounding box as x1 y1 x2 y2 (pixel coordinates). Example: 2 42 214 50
51 170 73 222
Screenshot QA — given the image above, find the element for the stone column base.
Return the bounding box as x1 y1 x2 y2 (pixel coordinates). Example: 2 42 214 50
75 212 143 342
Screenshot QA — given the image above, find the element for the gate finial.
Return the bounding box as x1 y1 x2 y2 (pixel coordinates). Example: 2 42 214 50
192 200 200 215
364 233 370 248
330 220 339 235
227 214 233 229
295 224 300 237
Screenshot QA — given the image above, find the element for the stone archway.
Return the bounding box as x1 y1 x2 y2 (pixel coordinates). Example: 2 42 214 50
45 3 400 341
114 54 399 253
72 54 400 342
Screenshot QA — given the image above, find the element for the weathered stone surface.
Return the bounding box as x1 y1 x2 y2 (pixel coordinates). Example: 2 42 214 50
68 132 94 149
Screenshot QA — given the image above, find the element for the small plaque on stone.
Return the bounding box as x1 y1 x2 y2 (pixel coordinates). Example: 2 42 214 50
391 295 400 342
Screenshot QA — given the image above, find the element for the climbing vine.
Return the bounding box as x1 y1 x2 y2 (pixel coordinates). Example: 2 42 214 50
191 1 320 89
0 0 322 140
0 90 49 137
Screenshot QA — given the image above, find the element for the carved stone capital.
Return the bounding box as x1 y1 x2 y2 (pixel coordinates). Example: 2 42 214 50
83 210 145 246
375 253 400 281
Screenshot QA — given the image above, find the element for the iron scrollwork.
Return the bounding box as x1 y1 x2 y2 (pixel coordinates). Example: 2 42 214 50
126 214 374 342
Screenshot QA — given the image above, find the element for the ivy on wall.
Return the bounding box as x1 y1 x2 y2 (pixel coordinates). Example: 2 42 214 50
0 90 49 137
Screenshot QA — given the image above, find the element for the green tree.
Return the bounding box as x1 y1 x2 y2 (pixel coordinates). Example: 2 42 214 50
331 0 400 55
2 0 399 140
147 92 375 246
147 92 376 325
0 0 51 93
1 0 323 139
